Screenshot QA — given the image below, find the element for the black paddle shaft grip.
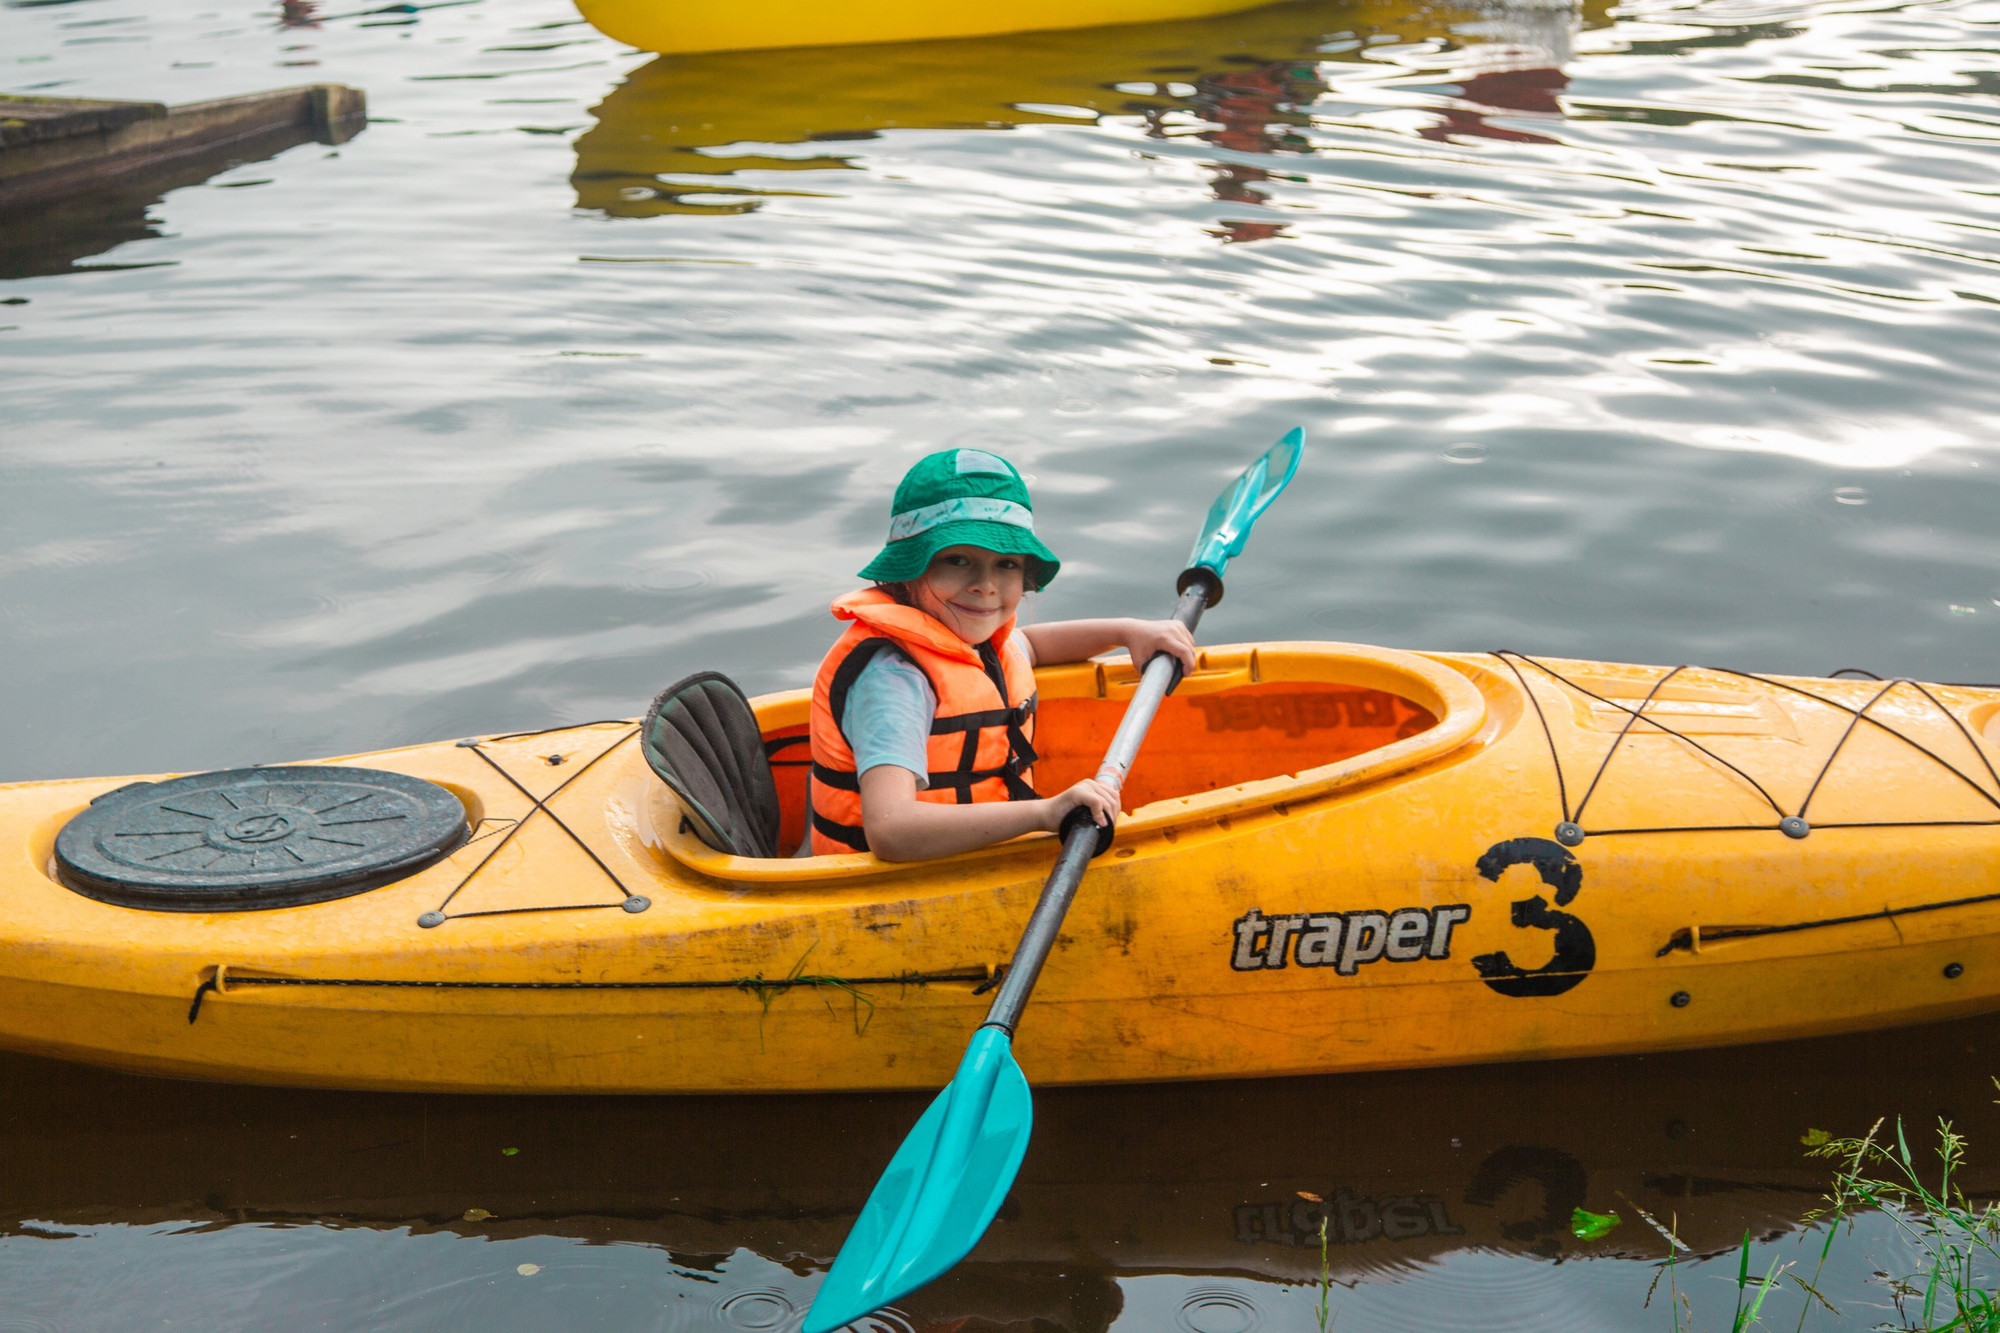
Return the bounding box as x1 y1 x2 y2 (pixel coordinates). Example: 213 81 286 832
981 580 1213 1036
1058 802 1116 857
1159 569 1217 694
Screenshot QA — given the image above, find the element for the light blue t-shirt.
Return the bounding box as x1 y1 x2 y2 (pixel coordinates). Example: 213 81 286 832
842 635 1032 788
844 653 938 788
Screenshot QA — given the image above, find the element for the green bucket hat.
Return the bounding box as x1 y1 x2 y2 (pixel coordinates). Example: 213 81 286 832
858 449 1062 588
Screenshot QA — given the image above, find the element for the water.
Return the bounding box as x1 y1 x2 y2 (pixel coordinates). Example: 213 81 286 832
6 0 2000 784
4 0 2000 1324
1 1019 1996 1330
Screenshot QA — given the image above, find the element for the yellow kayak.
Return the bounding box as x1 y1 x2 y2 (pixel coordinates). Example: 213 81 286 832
567 0 1580 215
571 0 1355 215
573 0 1279 56
3 641 1998 1093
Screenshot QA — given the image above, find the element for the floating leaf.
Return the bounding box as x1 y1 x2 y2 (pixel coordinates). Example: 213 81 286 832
1801 1128 1830 1147
463 1208 494 1222
501 1147 520 1156
516 1263 541 1276
1571 1207 1622 1241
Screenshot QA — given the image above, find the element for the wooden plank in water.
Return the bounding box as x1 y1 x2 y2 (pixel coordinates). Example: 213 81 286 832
0 84 365 208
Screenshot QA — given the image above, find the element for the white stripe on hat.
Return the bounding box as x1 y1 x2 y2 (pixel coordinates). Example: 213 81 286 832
887 496 1034 542
955 450 1014 477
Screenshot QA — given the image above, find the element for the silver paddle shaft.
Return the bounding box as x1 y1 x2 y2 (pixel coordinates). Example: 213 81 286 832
980 581 1213 1035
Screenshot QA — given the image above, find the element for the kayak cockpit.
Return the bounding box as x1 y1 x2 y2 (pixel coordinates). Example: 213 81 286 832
647 642 1488 881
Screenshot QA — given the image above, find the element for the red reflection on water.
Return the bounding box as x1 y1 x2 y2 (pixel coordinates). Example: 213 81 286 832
1156 53 1577 236
1197 62 1319 156
1418 66 1569 145
1208 218 1292 244
1163 59 1324 243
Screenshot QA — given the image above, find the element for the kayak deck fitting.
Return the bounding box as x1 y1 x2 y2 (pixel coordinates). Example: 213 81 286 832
1 641 1997 1093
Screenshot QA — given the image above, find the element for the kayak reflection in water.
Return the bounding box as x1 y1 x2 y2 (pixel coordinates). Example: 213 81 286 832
806 450 1197 861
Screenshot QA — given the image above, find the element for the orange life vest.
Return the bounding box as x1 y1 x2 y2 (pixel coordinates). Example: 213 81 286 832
809 588 1038 855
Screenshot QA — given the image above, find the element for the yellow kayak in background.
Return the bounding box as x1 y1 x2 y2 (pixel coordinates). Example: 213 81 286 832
567 0 1603 219
571 0 1362 218
574 0 1279 56
2 641 1997 1093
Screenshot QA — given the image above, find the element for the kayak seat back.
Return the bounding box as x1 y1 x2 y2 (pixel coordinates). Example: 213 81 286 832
642 672 783 859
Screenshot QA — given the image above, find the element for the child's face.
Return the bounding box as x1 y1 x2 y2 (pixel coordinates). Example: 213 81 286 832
913 545 1026 643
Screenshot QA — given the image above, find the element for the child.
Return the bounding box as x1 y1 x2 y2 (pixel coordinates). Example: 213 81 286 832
809 449 1197 860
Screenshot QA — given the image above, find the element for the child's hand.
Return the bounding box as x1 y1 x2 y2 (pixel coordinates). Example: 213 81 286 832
1044 777 1119 831
1120 618 1198 675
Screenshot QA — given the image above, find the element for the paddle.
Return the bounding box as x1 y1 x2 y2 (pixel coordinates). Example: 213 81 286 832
801 427 1304 1333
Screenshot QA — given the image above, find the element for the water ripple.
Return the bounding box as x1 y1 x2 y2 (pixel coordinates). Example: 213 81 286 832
1 0 1997 785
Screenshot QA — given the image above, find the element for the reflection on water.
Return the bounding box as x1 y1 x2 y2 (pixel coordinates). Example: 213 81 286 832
0 117 365 279
4 0 1998 789
572 0 1604 225
3 1017 1996 1329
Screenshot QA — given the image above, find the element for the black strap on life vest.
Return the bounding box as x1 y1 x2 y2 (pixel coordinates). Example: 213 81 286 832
826 637 924 745
810 809 871 852
984 639 1040 801
922 640 1038 804
810 762 860 792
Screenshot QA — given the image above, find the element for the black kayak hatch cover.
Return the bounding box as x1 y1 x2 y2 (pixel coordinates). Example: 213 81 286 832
55 766 470 911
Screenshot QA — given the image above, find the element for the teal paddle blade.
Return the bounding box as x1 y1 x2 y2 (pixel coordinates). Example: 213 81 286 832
1185 426 1304 581
803 1027 1032 1333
